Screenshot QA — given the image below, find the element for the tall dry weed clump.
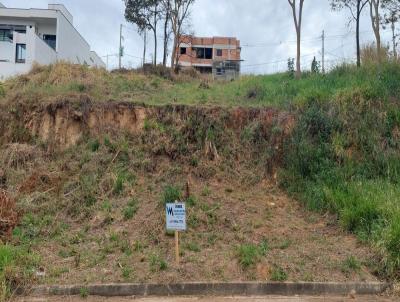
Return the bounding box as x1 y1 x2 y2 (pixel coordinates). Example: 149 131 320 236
0 190 18 241
1 144 39 169
361 44 391 65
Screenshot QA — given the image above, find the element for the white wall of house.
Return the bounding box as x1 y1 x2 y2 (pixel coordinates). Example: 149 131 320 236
0 3 105 80
33 31 57 65
56 11 92 65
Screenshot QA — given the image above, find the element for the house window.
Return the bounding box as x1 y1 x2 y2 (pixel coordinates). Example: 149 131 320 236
15 44 26 63
0 29 12 42
194 47 213 59
43 34 56 50
180 47 187 55
216 49 223 56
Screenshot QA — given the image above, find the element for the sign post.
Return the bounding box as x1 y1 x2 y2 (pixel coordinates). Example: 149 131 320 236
175 228 179 265
166 202 186 266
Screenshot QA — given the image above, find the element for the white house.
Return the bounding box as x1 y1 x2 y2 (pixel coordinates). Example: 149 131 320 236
0 2 105 80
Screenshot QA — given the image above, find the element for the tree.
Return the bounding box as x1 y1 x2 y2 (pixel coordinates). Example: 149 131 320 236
311 56 321 73
162 0 172 66
169 0 195 72
369 0 382 60
331 0 369 67
287 0 305 78
287 58 295 77
382 0 400 58
124 0 162 65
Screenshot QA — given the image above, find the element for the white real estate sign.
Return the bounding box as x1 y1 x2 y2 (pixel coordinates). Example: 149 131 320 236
166 203 186 231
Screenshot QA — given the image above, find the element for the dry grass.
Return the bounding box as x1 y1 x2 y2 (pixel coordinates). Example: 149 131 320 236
0 190 19 241
1 144 40 170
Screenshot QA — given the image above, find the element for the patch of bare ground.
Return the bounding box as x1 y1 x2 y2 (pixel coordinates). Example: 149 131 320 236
34 173 376 285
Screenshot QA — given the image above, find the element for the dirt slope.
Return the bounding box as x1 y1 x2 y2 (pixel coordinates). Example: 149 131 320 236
0 100 380 286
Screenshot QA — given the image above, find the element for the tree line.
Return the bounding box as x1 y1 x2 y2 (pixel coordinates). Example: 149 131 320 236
289 0 400 78
123 0 400 77
123 0 194 71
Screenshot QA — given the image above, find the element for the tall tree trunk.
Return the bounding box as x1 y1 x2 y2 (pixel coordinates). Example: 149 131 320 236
288 0 304 78
392 19 397 58
153 6 158 66
153 27 157 65
143 30 147 67
296 28 301 78
171 33 177 70
163 1 170 67
370 0 381 61
356 2 361 67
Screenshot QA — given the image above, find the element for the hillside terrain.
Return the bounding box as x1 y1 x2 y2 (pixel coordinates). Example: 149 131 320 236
0 62 400 300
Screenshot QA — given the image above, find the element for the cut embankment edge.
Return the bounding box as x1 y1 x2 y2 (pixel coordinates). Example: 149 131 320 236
21 282 390 297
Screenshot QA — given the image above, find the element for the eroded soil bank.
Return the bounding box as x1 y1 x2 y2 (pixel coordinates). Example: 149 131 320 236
0 100 380 286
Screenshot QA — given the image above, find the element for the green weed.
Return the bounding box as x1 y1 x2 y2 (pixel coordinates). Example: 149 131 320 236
161 185 182 205
270 266 288 281
149 254 167 272
341 256 361 275
237 244 260 268
123 198 139 220
79 287 89 298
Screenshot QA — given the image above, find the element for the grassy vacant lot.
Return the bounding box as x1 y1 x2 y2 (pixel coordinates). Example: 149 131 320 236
0 62 398 108
0 62 400 299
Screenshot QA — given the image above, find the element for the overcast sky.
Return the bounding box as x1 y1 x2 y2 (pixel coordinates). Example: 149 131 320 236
1 0 396 73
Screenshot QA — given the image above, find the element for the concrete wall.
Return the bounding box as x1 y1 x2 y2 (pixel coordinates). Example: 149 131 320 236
48 4 73 24
0 5 105 79
0 40 14 62
33 31 57 65
56 12 105 67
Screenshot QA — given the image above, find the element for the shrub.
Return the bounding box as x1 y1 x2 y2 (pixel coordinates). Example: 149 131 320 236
186 195 197 207
123 198 139 220
237 244 260 268
121 266 133 279
270 266 288 281
88 139 100 152
0 84 4 98
281 88 400 277
79 287 89 298
185 242 200 252
161 185 182 205
149 254 167 272
0 244 39 300
341 256 361 275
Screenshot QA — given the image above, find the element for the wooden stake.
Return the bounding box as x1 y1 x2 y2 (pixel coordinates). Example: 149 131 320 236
175 229 179 266
174 200 180 266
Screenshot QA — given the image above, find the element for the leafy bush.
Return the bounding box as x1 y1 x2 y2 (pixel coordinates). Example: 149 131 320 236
0 84 4 98
237 241 270 268
88 139 100 152
281 80 400 277
123 198 139 220
270 266 288 281
237 244 260 268
161 185 182 205
149 254 167 272
0 244 39 300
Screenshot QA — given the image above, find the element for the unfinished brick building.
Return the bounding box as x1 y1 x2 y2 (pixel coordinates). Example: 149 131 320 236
176 35 241 80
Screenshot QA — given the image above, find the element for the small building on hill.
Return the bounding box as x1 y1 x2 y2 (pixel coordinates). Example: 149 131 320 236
0 2 105 80
176 35 242 80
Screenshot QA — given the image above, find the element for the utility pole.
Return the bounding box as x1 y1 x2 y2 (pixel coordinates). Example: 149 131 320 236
119 24 123 69
322 30 325 74
106 55 109 70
